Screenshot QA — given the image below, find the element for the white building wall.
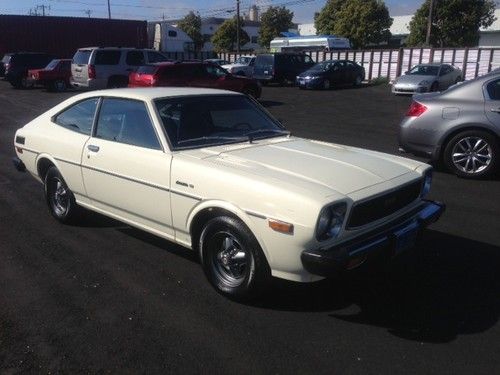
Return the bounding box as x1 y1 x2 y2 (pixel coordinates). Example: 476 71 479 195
201 22 260 52
298 23 316 36
478 32 500 47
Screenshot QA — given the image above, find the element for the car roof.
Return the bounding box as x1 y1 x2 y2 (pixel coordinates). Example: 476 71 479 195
70 87 242 101
416 63 443 67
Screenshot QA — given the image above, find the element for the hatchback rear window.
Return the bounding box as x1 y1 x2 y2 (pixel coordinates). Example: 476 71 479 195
73 50 91 65
94 50 121 65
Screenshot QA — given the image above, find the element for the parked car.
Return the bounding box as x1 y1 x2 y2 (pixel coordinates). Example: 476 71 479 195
205 58 230 66
128 62 262 98
253 53 315 85
27 59 72 91
296 59 365 90
399 71 500 178
391 63 462 95
13 87 444 299
0 53 13 77
4 52 55 88
221 55 255 77
70 47 171 89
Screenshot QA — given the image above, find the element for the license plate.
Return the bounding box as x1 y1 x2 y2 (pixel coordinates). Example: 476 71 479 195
394 221 419 254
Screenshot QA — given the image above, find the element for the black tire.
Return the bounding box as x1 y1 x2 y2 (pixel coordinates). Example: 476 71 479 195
107 76 128 88
51 79 67 92
322 79 331 90
44 166 79 223
443 130 499 179
199 216 271 300
354 75 363 86
430 81 439 92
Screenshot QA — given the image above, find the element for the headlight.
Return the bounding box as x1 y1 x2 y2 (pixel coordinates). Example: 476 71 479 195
421 169 433 197
418 80 430 86
316 202 347 241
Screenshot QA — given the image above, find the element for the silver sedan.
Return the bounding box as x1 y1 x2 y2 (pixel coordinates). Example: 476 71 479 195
392 63 462 95
398 71 500 178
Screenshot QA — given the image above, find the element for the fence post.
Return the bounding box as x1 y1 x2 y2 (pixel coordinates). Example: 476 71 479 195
429 48 435 63
368 50 374 81
419 47 423 64
396 48 404 78
407 48 413 72
475 49 482 78
489 48 494 73
462 47 469 80
377 51 383 78
452 49 456 66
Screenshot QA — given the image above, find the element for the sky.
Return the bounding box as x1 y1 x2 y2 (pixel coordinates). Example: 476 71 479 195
0 0 425 23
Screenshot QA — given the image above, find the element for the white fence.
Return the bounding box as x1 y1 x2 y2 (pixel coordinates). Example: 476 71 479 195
217 48 500 81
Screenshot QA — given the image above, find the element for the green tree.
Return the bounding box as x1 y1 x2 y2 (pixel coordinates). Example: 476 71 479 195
177 11 204 52
258 6 294 47
406 0 496 47
314 0 392 48
211 17 250 52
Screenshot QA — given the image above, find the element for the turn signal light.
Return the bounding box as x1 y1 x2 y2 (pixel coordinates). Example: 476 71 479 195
406 101 427 117
268 219 294 234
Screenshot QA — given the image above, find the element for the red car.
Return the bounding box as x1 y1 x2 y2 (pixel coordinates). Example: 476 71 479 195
128 62 262 98
27 59 72 91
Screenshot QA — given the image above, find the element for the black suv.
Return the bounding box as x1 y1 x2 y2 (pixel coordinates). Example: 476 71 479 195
4 52 55 88
253 53 315 85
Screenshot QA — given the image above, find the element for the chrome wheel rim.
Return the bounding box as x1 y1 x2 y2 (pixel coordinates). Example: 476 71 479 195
452 136 492 174
52 178 69 215
210 232 248 287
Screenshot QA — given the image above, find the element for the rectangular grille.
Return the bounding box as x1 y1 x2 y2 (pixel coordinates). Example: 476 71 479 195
347 179 422 228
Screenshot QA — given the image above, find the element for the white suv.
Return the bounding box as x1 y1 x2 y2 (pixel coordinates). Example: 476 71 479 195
71 47 170 89
221 56 255 77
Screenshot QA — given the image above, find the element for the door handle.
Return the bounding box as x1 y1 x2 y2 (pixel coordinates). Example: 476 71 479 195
87 145 100 152
490 108 500 113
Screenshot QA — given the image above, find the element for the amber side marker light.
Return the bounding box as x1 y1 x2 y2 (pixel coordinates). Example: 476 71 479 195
268 219 294 234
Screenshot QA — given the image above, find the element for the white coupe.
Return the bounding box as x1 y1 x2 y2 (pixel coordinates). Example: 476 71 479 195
13 88 444 299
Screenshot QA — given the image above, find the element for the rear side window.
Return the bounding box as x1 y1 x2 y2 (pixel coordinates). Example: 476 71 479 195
73 50 91 65
147 51 169 63
256 55 273 66
54 98 98 135
126 50 145 66
487 79 500 100
95 98 161 150
94 50 121 65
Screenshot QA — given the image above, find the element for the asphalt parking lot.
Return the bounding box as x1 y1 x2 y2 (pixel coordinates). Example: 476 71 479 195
1 81 499 373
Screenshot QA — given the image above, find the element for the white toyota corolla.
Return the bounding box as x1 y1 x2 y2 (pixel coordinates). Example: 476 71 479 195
13 87 444 299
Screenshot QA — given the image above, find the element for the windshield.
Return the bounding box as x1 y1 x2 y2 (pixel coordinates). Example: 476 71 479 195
235 56 252 65
155 95 288 149
45 59 59 70
310 60 336 71
408 65 439 76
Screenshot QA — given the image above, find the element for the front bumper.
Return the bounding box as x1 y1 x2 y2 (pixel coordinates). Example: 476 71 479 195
301 200 445 277
392 84 429 95
296 77 322 89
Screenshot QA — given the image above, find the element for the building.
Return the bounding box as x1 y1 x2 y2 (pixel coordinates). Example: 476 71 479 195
200 17 260 52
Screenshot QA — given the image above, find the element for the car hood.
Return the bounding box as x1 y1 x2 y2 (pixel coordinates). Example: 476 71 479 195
195 138 422 197
395 74 436 85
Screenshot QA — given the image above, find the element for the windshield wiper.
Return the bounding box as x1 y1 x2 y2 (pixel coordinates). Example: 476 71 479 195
177 135 247 146
245 129 290 142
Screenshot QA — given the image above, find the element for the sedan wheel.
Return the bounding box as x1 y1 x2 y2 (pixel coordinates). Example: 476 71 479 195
199 216 270 299
323 79 331 90
52 79 67 92
444 130 498 178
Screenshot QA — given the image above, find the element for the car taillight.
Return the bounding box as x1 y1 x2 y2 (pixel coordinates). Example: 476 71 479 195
88 64 96 79
406 101 427 117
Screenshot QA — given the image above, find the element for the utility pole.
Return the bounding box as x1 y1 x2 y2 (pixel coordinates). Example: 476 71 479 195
425 0 435 46
236 0 240 54
107 0 111 19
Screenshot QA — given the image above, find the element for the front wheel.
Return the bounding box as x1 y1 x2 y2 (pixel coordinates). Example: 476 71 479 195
443 130 498 178
51 79 67 92
199 216 270 300
44 166 80 223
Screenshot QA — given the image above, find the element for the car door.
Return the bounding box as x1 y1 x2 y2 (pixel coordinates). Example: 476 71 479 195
50 97 99 203
81 97 174 237
191 64 227 88
438 65 453 89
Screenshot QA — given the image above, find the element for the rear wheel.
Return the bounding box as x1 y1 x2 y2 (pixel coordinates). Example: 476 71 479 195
52 79 67 92
443 130 498 178
199 216 270 300
44 166 80 223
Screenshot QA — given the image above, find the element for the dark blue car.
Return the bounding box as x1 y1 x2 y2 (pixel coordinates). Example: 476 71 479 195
296 59 365 90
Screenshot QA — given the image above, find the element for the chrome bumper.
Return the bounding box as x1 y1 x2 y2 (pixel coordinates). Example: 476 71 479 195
301 200 445 277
